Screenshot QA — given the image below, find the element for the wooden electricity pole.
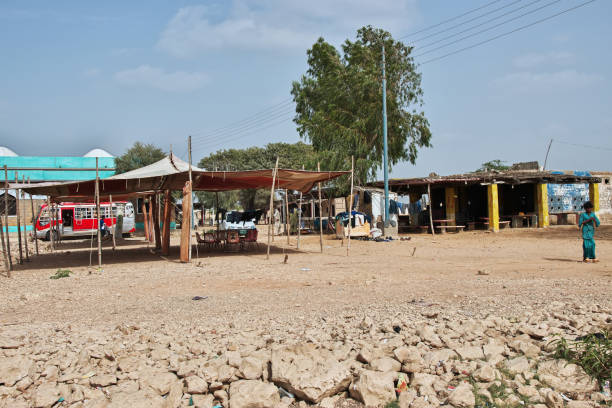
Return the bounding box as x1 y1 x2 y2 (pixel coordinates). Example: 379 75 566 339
317 162 323 253
3 165 12 272
347 156 354 257
95 158 102 268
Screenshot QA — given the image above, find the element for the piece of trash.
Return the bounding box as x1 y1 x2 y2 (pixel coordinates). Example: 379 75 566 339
213 405 223 408
410 247 417 257
189 396 194 406
81 371 95 379
278 386 294 399
477 269 489 276
300 267 312 271
396 373 409 394
447 386 456 391
192 296 209 301
575 332 606 341
57 397 65 402
602 380 610 397
560 393 571 402
283 254 288 264
393 326 401 333
400 237 411 241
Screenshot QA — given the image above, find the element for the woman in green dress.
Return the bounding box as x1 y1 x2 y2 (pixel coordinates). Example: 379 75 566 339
579 201 600 263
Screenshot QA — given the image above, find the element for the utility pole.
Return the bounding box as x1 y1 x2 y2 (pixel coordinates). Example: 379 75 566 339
188 135 193 262
543 139 553 170
382 43 390 227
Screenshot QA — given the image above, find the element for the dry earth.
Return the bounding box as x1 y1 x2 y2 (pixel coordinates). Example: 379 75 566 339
0 226 610 407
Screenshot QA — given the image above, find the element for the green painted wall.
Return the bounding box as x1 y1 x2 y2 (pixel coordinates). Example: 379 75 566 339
0 156 115 182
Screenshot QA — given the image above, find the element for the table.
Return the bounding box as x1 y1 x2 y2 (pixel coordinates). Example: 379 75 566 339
505 214 537 228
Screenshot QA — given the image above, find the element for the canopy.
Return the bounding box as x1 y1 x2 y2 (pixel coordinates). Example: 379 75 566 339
16 154 348 201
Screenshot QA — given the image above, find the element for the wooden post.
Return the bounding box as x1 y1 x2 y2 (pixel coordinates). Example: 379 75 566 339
347 156 354 256
266 157 279 260
317 162 323 253
153 193 161 250
161 190 171 256
46 196 54 252
215 192 220 236
148 196 155 242
109 194 116 251
180 181 192 263
3 165 12 272
95 158 102 268
0 176 8 272
21 176 29 261
285 189 290 244
427 183 435 235
188 136 193 262
14 172 23 264
29 177 38 255
141 198 149 242
297 166 303 249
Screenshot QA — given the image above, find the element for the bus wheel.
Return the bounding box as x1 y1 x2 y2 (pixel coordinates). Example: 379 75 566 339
45 230 59 241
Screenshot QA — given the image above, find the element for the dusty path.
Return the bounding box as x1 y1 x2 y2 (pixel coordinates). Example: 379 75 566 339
1 226 610 331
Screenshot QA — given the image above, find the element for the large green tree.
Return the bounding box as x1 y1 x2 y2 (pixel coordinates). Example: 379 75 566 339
114 142 166 174
291 26 432 188
197 142 316 209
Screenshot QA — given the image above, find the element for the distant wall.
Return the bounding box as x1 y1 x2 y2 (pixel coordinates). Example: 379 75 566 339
547 183 588 214
593 173 612 224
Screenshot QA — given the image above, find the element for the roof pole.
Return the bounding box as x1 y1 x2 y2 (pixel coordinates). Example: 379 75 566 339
266 157 279 260
382 43 390 227
29 177 38 256
188 136 193 262
95 157 102 269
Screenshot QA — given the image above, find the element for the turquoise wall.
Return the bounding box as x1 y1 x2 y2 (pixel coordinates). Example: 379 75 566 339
0 156 115 181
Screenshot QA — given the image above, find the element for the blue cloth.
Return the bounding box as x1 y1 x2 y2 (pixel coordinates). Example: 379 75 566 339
583 239 596 260
579 212 600 239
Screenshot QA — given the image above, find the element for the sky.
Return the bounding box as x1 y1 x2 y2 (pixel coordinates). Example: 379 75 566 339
0 0 610 179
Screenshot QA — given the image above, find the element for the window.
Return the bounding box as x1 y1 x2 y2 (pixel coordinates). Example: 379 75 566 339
0 193 17 216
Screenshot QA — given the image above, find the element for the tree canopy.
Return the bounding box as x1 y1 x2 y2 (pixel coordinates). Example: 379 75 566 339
291 26 432 187
197 142 316 209
114 142 166 174
476 160 510 172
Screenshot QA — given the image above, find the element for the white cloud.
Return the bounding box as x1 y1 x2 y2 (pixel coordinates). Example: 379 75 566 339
513 51 575 69
157 1 419 57
114 65 209 92
493 70 603 93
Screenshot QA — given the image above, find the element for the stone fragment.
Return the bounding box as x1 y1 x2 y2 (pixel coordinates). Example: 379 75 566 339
229 379 280 408
185 375 208 394
349 370 395 407
34 383 60 408
140 371 178 395
447 383 475 408
370 356 401 372
270 344 352 403
239 356 263 380
455 346 485 361
0 356 33 386
89 374 117 387
472 365 496 382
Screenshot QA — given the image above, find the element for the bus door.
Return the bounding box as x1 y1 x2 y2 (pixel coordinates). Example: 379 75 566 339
61 208 74 237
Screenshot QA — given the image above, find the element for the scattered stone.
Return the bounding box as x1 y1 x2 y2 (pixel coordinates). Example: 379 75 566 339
0 356 33 386
447 383 475 408
229 380 280 408
349 370 395 407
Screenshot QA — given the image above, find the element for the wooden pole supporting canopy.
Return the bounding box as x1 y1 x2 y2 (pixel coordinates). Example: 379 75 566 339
14 172 23 264
95 158 102 268
161 189 171 256
180 181 192 263
29 177 38 256
317 162 323 253
152 193 161 251
347 156 354 257
266 157 279 260
428 183 435 236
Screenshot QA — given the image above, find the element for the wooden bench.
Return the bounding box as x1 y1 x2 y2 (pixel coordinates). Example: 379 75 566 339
435 225 465 233
499 220 510 229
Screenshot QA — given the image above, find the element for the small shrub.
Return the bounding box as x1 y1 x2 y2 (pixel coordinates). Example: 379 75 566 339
50 269 71 279
384 401 399 408
551 331 611 385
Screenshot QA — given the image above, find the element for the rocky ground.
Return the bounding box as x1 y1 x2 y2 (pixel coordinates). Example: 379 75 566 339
0 226 610 407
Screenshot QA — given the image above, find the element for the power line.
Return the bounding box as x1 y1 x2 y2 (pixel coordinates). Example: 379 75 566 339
419 0 597 65
191 108 294 147
415 0 548 49
414 0 563 57
189 97 293 138
554 140 612 152
408 0 524 43
400 0 508 39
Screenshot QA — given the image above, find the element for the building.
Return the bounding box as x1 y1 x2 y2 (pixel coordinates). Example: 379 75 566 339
368 169 601 232
0 147 115 233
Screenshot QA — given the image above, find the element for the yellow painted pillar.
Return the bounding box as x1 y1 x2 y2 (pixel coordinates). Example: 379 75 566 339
589 183 600 212
536 184 549 228
487 184 499 232
444 187 456 223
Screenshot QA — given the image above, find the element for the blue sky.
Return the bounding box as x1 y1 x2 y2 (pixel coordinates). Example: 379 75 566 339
0 0 610 178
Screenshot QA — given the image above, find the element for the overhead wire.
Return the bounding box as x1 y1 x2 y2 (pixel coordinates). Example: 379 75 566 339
407 0 525 43
400 0 508 38
419 0 597 64
414 0 549 49
413 0 563 57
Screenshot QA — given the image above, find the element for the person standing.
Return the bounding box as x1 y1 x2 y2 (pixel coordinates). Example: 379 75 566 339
579 201 600 263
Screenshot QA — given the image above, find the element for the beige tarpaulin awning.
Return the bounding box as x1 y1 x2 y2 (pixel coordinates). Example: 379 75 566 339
17 154 348 201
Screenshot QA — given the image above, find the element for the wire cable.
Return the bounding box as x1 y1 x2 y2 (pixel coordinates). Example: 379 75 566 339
415 0 547 49
408 0 525 43
400 0 509 39
419 0 597 64
414 0 563 57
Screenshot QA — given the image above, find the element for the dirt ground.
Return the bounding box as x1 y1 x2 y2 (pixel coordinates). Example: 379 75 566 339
1 225 610 332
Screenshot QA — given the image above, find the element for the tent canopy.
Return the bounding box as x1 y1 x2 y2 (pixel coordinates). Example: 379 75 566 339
16 154 348 201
